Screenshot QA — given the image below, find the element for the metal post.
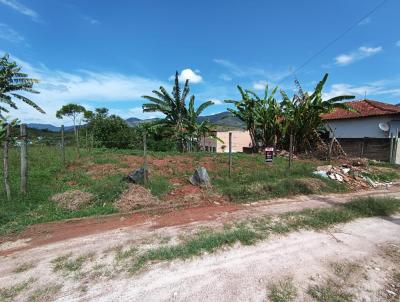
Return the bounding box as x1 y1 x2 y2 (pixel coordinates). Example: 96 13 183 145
3 124 11 201
143 131 148 182
20 124 28 194
229 132 232 177
61 125 65 167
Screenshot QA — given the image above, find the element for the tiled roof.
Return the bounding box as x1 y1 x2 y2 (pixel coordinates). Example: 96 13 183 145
321 100 400 120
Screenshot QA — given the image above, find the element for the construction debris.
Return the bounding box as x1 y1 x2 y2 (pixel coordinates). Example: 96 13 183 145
313 162 391 189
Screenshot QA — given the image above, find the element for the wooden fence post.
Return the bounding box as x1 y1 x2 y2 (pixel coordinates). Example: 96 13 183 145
61 125 65 167
289 132 293 169
20 124 28 194
143 131 148 182
228 132 232 178
3 124 11 201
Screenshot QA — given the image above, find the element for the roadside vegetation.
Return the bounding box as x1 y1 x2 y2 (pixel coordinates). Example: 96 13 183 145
126 197 400 273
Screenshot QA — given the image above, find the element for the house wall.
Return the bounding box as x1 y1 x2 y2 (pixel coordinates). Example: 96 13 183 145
325 116 394 139
215 130 252 153
200 130 252 153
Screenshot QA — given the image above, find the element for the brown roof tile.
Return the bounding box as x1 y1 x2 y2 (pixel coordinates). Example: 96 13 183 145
321 99 400 120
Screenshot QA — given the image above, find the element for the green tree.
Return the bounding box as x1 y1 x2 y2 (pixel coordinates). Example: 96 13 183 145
185 96 214 150
56 103 86 156
225 86 259 151
280 74 354 152
0 54 44 121
142 71 215 152
86 108 133 149
247 85 281 150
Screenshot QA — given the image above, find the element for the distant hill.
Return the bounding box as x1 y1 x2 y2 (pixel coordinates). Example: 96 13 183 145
27 111 244 132
27 124 75 132
198 112 244 128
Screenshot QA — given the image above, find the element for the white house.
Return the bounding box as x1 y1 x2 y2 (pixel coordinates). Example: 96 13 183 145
322 99 400 161
322 99 400 138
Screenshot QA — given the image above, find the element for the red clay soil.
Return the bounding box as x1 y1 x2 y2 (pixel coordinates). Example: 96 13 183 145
0 203 241 256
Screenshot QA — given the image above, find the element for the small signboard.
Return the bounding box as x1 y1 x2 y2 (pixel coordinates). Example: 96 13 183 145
265 147 274 163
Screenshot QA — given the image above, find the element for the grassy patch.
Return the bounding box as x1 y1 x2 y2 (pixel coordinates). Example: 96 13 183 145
27 283 62 302
307 281 353 302
144 175 172 197
115 246 137 263
130 224 261 273
0 147 122 235
51 252 95 274
0 278 36 301
268 278 297 302
213 156 346 202
13 261 36 273
128 197 400 273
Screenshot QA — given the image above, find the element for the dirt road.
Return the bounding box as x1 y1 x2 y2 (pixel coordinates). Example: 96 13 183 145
0 189 400 301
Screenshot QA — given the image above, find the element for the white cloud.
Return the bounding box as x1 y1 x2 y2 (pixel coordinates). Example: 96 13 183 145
335 46 383 66
322 80 400 101
2 55 167 125
170 68 203 84
396 40 400 47
0 0 40 22
83 16 100 25
253 81 267 91
0 23 25 43
209 98 224 105
110 107 164 120
358 17 371 26
214 58 291 82
219 74 232 81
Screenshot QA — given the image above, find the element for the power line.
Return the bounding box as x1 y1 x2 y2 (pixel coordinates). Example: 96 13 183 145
278 0 389 85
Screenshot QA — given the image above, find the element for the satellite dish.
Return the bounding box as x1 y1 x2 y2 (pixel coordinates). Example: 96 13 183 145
379 122 389 132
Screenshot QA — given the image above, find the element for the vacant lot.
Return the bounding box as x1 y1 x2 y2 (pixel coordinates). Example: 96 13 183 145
1 146 399 236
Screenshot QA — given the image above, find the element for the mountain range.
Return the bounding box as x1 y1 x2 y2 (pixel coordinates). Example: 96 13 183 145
27 111 244 132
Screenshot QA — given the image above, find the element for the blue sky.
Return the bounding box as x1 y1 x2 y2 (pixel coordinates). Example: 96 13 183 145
0 0 399 125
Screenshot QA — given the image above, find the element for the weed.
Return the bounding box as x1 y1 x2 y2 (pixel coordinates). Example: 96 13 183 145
52 252 95 274
144 175 172 197
268 278 297 302
130 224 261 273
0 278 36 301
13 261 36 273
307 280 353 302
115 246 137 262
27 283 62 302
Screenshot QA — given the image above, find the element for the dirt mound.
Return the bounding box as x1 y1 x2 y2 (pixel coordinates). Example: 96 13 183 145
294 177 327 193
116 184 160 212
51 190 94 210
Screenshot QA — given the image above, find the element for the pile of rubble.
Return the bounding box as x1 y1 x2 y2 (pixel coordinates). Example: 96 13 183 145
313 162 390 190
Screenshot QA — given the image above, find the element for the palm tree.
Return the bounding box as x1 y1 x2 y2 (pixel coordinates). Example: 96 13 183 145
0 54 44 121
280 74 355 152
142 71 189 151
225 86 259 151
185 96 214 150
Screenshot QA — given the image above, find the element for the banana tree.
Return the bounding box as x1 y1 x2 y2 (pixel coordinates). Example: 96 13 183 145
280 74 355 152
247 85 281 150
143 71 189 151
225 86 259 151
